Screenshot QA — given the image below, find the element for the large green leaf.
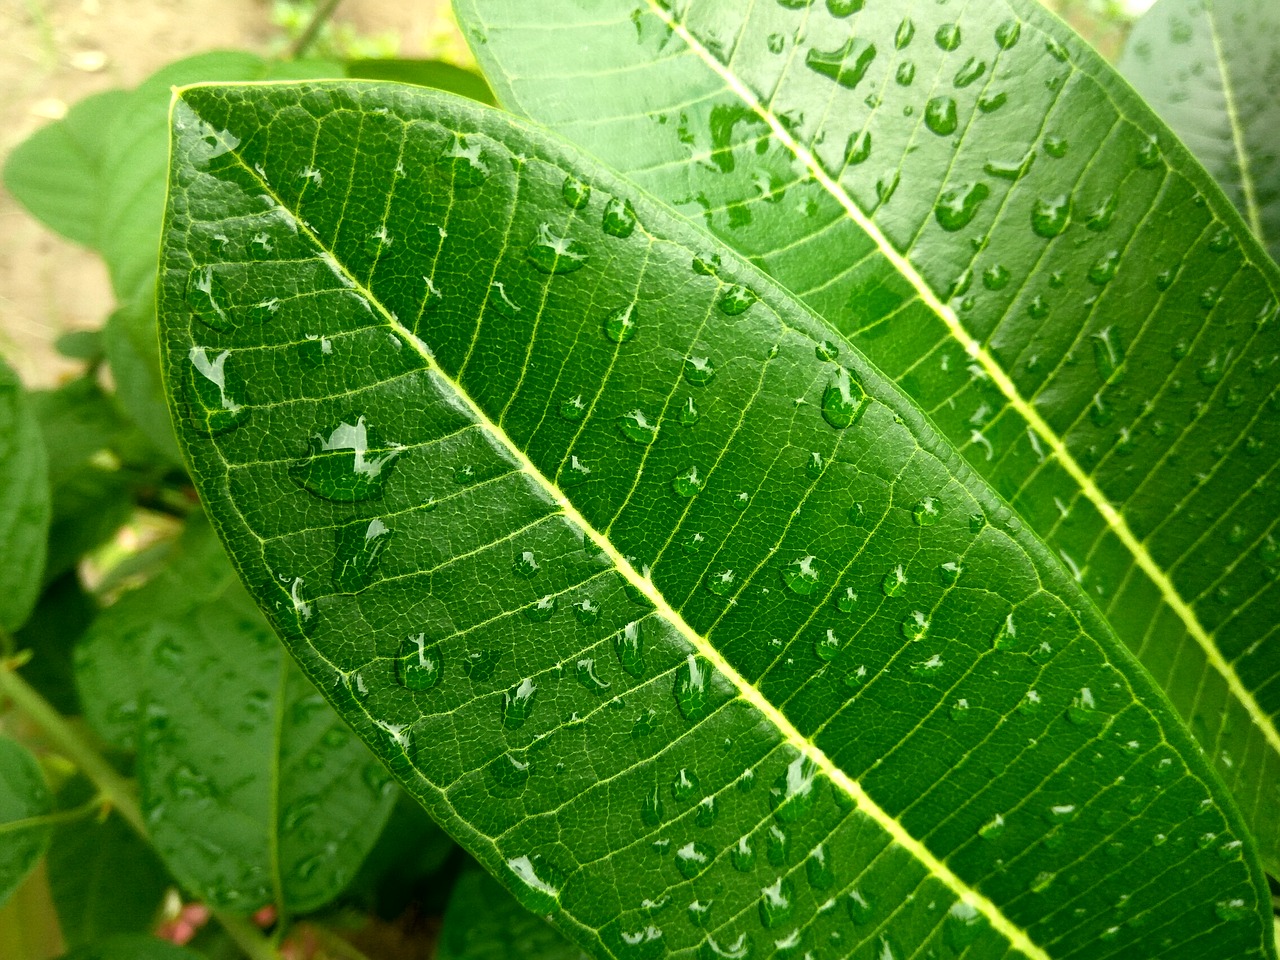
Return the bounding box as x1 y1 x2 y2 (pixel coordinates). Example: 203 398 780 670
438 866 587 960
1119 0 1280 265
160 81 1276 959
0 737 53 909
0 358 50 632
74 519 396 914
456 0 1280 875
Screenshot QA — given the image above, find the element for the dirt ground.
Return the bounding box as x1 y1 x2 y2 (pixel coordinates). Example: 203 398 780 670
0 0 460 388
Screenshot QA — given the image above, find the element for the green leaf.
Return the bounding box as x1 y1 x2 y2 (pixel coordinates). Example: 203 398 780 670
104 292 184 466
1 89 130 250
457 0 1280 876
75 517 397 914
439 866 587 960
0 737 54 910
346 58 496 104
341 789 456 916
160 82 1277 959
14 573 97 716
0 358 50 632
47 784 169 949
61 934 205 960
1120 0 1280 265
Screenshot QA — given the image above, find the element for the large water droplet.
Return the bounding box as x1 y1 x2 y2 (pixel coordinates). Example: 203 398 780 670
675 655 713 721
673 466 705 498
826 0 863 15
502 678 538 729
672 767 701 803
822 367 869 428
718 284 758 316
290 416 402 502
895 62 916 86
935 182 989 231
759 877 795 928
944 901 988 951
881 565 907 597
604 303 639 344
805 37 877 89
684 355 717 386
186 346 247 435
675 841 714 879
527 223 588 274
815 628 842 662
396 633 442 691
619 409 659 445
924 96 959 136
1089 250 1120 286
1032 196 1071 238
770 755 817 823
602 197 637 238
439 135 489 188
562 175 591 210
900 610 930 641
783 556 822 596
505 854 563 914
806 844 834 890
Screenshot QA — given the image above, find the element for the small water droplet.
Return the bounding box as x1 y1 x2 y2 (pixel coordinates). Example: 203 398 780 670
618 408 658 445
719 284 758 316
995 19 1021 49
844 129 872 165
673 465 705 498
513 550 540 578
935 23 962 51
782 556 822 596
396 633 442 691
825 0 863 15
1137 135 1162 169
527 223 589 274
674 841 714 879
185 265 234 331
505 855 563 914
695 795 718 827
604 303 639 343
935 182 989 231
186 346 247 435
560 395 587 421
1066 687 1103 726
526 594 556 622
815 628 842 662
847 888 874 923
439 134 489 188
978 813 1005 839
759 876 795 928
675 655 713 721
835 587 858 613
575 657 611 694
924 96 959 136
672 767 701 803
488 751 531 797
502 678 538 729
953 57 987 87
881 565 907 597
573 597 601 624
1044 135 1069 158
602 197 637 238
684 355 717 386
732 835 756 872
770 755 817 823
1032 195 1071 238
1215 899 1248 922
805 37 877 89
562 455 592 486
616 620 647 677
806 844 834 890
462 648 500 682
945 901 988 951
900 610 930 641
822 367 869 428
562 175 591 209
1089 250 1120 285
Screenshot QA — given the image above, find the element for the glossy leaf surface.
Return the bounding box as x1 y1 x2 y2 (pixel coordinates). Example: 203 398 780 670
0 358 50 632
458 0 1280 874
160 82 1275 960
1120 0 1280 264
75 520 396 914
0 737 53 909
438 866 587 960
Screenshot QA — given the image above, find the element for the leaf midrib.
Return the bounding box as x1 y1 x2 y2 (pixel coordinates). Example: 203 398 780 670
638 0 1280 763
188 84 1050 960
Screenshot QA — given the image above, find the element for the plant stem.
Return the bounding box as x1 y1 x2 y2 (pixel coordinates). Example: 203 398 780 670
0 659 280 960
0 795 107 836
289 0 343 60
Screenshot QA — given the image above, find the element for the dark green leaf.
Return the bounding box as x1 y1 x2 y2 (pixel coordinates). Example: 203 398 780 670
0 737 53 909
14 573 97 716
438 866 587 960
56 331 105 363
0 358 50 632
341 789 456 917
459 0 1280 877
75 518 396 914
346 59 495 104
47 781 169 948
1 89 130 250
160 82 1276 959
1120 0 1280 264
104 292 184 465
61 934 204 960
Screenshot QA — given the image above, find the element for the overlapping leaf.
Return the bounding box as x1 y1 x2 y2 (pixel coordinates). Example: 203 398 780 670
1120 0 1280 264
0 358 49 632
457 0 1280 874
160 81 1276 959
75 519 396 914
438 867 587 960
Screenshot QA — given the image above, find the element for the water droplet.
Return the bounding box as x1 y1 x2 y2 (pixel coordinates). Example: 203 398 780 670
488 751 531 797
675 841 714 879
462 648 500 682
1208 227 1234 253
1066 687 1103 726
1044 135 1069 158
396 633 442 691
847 888 874 923
953 57 987 87
615 620 647 677
560 395 586 421
895 18 915 49
673 465 705 498
881 565 907 597
502 677 538 729
770 755 817 823
439 135 489 188
978 813 1005 840
334 523 391 595
1087 193 1118 231
603 303 639 344
805 37 877 89
707 569 737 597
526 594 557 622
186 346 247 435
185 265 234 331
1215 899 1247 922
815 628 842 662
912 497 942 526
875 171 900 204
574 657 611 694
602 197 637 238
783 556 822 596
672 767 701 804
505 855 563 914
683 355 717 386
806 844 834 890
935 182 989 231
678 396 701 426
573 597 601 624
688 900 714 927
718 284 758 316
822 367 869 428
935 23 962 51
562 175 591 210
766 824 790 866
924 96 959 136
984 152 1036 181
900 610 930 641
695 795 718 827
1032 195 1071 238
675 655 713 721
836 587 858 613
641 783 665 826
700 932 753 960
527 223 588 274
991 613 1019 651
513 550 540 578
759 876 794 928
844 129 872 165
1089 250 1120 285
732 835 757 872
1197 355 1223 385
826 0 863 15
617 408 659 445
1137 135 1162 169
944 901 988 950
995 19 1021 49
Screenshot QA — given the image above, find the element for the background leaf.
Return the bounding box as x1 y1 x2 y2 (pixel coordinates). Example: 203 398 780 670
160 81 1276 959
0 357 50 632
458 0 1280 875
0 737 54 910
1120 0 1280 265
75 518 397 914
437 866 587 960
61 934 205 960
103 291 184 465
346 58 495 104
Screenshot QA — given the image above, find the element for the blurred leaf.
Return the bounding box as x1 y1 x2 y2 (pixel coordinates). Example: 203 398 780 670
346 59 495 104
437 867 586 960
14 573 97 716
30 379 142 581
47 780 169 949
104 292 183 466
75 519 396 915
1120 0 1280 265
0 358 50 632
0 738 54 910
1 89 130 250
61 934 204 960
56 331 105 364
341 789 455 918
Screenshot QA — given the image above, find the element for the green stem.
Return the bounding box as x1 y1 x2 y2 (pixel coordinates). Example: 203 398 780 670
0 795 106 835
289 0 343 60
0 659 279 960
